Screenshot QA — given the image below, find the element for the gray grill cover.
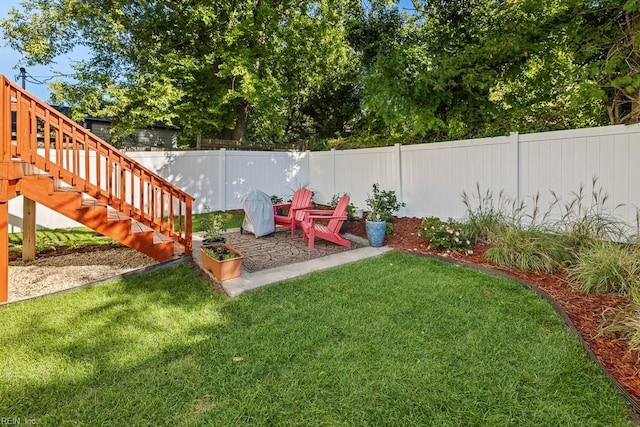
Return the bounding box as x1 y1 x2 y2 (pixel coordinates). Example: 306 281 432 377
241 190 275 237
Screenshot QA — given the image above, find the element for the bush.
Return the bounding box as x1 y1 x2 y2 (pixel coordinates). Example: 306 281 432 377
201 207 228 242
418 217 472 254
484 226 566 273
567 241 640 296
365 183 405 223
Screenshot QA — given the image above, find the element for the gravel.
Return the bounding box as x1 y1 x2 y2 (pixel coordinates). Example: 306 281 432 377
8 247 157 302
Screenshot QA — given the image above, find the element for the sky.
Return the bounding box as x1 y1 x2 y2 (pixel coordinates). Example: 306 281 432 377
0 1 77 101
0 0 415 103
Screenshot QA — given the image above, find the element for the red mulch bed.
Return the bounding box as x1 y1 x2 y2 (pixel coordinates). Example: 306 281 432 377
347 216 640 409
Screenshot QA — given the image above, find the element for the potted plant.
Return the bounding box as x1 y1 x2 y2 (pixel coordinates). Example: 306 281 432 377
201 207 228 244
365 183 405 247
200 243 244 280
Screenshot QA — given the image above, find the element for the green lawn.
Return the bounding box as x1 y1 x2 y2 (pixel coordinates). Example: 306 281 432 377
8 227 116 253
8 212 244 254
191 211 244 233
0 252 633 425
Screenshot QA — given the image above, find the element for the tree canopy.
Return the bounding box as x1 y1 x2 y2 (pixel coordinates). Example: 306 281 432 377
2 0 639 147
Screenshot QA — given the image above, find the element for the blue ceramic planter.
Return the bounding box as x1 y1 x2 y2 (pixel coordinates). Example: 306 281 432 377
366 220 386 247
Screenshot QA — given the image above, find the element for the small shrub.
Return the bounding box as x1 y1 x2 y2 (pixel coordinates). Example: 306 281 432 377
600 302 640 361
484 226 565 273
201 207 228 242
418 217 472 254
365 183 405 223
567 241 640 296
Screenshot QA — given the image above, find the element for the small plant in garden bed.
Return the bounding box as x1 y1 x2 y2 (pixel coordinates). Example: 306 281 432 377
461 184 521 244
483 226 566 273
202 245 239 261
417 216 472 254
200 207 228 243
567 241 640 296
330 193 358 221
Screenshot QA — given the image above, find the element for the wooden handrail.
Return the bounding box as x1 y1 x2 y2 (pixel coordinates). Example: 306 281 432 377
0 75 193 254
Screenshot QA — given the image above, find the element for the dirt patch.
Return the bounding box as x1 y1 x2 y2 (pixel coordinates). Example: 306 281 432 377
9 245 156 302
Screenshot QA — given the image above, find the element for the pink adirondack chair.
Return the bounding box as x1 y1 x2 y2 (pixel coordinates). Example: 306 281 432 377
274 188 313 237
300 195 352 249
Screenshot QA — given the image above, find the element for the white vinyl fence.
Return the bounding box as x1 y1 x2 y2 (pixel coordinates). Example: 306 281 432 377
9 124 640 232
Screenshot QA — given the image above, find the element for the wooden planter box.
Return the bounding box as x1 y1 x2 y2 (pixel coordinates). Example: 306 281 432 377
200 243 243 280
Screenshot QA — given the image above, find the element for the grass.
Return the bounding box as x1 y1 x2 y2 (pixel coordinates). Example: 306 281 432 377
190 211 244 233
8 211 244 254
8 227 115 253
0 252 633 425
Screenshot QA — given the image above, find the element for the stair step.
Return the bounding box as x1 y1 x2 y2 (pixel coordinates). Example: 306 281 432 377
18 179 178 261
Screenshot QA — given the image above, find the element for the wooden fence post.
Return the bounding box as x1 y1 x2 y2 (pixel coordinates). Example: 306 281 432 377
0 201 8 304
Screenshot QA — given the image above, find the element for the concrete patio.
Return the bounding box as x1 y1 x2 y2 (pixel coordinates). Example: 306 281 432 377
192 227 391 297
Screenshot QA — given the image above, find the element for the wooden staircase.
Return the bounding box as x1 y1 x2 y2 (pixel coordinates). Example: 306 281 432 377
0 75 194 303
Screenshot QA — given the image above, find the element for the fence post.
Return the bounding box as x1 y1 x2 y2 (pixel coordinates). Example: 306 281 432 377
510 132 520 205
394 143 404 215
330 148 337 198
218 148 226 211
306 149 312 197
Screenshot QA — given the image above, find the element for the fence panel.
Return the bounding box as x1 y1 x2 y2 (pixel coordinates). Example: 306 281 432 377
519 125 640 225
310 147 399 209
223 150 309 208
401 136 515 219
8 124 640 233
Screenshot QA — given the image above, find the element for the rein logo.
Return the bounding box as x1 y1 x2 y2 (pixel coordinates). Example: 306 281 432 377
1 417 37 425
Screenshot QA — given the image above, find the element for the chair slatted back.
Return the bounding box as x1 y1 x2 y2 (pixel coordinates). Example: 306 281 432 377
291 188 313 222
327 195 349 232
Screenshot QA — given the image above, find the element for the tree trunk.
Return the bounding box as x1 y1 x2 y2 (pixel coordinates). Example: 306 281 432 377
220 101 248 141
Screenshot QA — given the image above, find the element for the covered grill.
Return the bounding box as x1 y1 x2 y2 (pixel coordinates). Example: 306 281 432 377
240 189 275 237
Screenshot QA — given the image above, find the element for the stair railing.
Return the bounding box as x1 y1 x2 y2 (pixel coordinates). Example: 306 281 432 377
0 75 193 254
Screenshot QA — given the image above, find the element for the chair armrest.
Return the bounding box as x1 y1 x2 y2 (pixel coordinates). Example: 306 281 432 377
273 203 292 209
290 204 313 211
308 214 347 221
303 209 335 215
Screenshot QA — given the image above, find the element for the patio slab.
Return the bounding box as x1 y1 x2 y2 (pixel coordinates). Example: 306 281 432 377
193 228 391 297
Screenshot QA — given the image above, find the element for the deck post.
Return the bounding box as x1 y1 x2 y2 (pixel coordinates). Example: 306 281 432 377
0 201 8 304
22 197 36 261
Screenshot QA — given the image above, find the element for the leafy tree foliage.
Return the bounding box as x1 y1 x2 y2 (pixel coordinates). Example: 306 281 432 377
577 0 640 124
3 0 640 147
2 0 360 143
